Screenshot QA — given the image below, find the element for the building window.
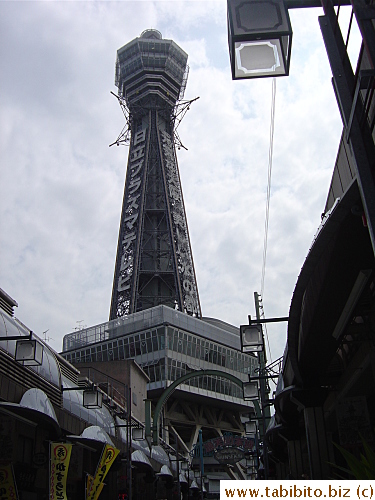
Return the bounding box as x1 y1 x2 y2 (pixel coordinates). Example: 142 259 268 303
158 328 165 350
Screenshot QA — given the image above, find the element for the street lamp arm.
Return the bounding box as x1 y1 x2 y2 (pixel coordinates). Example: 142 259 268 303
61 383 95 392
0 331 33 341
285 0 350 7
248 316 289 325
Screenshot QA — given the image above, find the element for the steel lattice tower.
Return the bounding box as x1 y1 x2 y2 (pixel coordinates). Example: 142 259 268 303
109 29 201 320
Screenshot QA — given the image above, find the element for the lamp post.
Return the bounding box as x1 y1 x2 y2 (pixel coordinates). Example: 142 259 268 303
115 386 133 500
242 337 271 478
240 292 286 479
160 425 182 500
198 429 204 500
181 459 191 499
242 346 283 480
113 387 147 500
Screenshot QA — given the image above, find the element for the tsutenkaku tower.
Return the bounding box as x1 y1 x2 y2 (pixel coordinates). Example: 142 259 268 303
109 29 201 320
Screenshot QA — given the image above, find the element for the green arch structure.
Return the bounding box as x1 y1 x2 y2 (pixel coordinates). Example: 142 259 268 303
144 369 261 444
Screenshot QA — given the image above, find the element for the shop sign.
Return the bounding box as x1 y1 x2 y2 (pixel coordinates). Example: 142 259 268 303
214 447 245 465
0 463 19 500
194 433 255 457
86 444 119 500
49 442 72 500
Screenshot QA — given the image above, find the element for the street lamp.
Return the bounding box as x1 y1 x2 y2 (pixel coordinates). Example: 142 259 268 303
82 387 103 408
227 0 293 79
240 324 263 353
2 330 45 367
245 421 258 434
15 335 44 366
61 384 103 409
243 380 260 400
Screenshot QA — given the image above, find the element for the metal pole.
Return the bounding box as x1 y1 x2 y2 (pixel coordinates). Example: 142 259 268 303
198 429 204 500
127 386 132 500
254 292 270 480
187 466 190 500
175 428 181 500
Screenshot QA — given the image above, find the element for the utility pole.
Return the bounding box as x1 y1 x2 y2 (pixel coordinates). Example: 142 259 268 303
199 429 204 500
127 386 132 500
254 292 271 480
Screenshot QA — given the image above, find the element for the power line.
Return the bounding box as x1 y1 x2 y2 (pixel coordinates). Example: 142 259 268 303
260 77 277 361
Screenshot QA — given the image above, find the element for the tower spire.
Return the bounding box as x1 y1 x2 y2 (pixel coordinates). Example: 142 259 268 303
109 30 201 320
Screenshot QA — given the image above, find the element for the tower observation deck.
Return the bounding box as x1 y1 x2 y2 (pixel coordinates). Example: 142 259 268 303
110 29 201 320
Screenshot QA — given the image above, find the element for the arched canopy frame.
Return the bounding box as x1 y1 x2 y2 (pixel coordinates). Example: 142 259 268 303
145 369 260 444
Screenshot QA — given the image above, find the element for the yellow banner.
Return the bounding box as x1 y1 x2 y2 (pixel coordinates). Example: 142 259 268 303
86 474 105 499
0 463 19 499
86 444 119 500
50 442 72 500
86 474 94 497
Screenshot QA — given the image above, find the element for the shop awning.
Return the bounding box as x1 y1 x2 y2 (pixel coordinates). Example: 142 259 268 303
157 465 173 477
0 387 61 437
151 445 170 466
67 425 115 451
131 449 153 470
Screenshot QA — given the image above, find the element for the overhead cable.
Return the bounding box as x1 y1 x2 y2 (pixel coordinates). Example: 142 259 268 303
260 77 277 362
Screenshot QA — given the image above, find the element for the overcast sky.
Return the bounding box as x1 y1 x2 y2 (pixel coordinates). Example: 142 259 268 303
0 1 361 362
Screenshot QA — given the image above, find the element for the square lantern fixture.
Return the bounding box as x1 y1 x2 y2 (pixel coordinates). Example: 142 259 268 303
243 381 260 400
227 0 292 79
245 421 258 434
83 388 103 409
181 461 189 471
132 427 144 441
15 338 44 366
240 324 264 353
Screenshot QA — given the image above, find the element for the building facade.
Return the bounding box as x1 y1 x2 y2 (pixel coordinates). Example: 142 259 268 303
62 305 258 492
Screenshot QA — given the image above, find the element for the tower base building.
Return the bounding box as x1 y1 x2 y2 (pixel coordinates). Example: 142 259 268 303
61 305 258 490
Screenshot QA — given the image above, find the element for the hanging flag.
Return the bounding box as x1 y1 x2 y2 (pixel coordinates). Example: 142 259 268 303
86 473 94 498
86 444 119 500
49 442 72 500
0 463 19 500
86 473 105 500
